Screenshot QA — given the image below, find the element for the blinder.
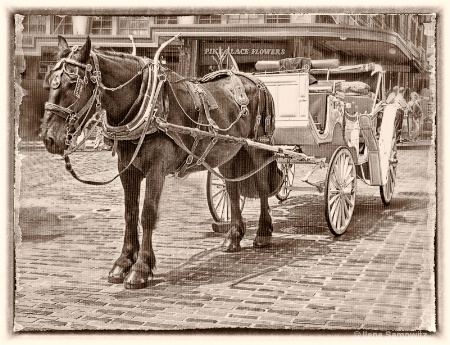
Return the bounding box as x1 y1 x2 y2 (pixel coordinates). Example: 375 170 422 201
50 69 63 89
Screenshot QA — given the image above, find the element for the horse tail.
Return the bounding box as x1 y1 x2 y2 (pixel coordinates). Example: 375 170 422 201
253 79 276 144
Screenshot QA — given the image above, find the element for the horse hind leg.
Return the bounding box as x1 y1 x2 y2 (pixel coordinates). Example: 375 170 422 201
108 168 143 284
221 180 246 252
253 192 273 248
251 154 276 248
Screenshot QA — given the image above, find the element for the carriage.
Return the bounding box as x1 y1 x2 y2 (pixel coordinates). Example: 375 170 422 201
41 34 398 288
206 58 398 235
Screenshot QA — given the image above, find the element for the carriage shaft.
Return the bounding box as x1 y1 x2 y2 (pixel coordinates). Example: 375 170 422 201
155 118 324 164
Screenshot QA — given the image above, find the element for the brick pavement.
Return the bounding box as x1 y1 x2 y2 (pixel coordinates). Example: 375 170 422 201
13 144 436 331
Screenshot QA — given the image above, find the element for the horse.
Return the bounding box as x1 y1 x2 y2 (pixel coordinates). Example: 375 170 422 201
40 35 282 289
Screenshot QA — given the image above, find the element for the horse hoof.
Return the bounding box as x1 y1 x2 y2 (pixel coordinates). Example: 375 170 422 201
124 270 149 289
253 236 272 248
221 238 241 252
108 265 129 284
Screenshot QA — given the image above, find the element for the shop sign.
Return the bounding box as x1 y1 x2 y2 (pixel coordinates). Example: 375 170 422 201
200 42 289 65
204 47 286 56
39 61 56 75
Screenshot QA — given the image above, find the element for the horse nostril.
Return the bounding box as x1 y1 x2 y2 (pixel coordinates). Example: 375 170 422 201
44 136 55 148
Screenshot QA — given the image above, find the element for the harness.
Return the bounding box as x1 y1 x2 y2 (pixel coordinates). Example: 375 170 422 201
45 42 168 185
47 35 277 185
44 47 104 151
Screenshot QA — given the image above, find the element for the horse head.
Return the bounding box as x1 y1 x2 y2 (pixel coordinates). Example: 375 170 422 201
41 36 95 155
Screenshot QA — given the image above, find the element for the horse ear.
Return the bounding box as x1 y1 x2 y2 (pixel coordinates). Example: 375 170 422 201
78 36 91 63
58 35 69 51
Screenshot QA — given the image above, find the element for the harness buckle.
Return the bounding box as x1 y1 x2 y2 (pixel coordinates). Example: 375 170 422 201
67 114 78 126
158 73 167 82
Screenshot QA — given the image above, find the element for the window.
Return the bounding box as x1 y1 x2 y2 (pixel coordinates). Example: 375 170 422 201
316 15 336 24
265 15 290 24
118 17 150 36
155 16 178 24
348 15 358 26
38 48 58 79
23 15 47 34
91 16 112 35
390 15 401 33
410 19 417 46
227 14 261 24
52 15 73 35
372 15 384 29
197 15 221 24
332 15 349 25
356 15 369 26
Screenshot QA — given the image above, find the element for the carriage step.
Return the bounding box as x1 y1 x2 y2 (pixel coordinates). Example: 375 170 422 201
212 222 232 234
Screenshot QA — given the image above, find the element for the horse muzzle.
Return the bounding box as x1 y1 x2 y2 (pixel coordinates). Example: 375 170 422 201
42 127 68 155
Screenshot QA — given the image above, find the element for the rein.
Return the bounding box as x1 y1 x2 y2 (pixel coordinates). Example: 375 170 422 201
53 34 276 186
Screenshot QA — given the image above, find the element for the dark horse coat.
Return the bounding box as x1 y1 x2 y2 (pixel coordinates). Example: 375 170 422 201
41 36 282 289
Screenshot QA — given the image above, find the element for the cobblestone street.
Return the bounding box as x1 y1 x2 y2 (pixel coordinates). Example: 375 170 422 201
13 144 436 331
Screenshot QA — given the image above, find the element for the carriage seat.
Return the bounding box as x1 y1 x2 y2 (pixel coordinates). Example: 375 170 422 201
309 93 328 132
343 95 374 116
335 81 370 95
309 80 334 93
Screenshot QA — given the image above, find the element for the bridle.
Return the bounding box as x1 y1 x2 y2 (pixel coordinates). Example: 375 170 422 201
44 46 149 156
44 46 104 153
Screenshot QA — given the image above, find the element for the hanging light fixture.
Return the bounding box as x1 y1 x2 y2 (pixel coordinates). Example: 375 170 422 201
388 47 397 55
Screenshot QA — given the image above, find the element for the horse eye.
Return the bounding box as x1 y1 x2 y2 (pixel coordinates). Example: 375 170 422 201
51 75 61 89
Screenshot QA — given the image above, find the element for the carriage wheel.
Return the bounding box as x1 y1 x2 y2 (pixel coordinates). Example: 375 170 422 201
276 162 295 201
206 170 246 224
325 147 357 236
380 140 398 205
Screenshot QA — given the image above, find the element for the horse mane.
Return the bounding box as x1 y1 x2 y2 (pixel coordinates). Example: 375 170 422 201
56 45 148 66
93 48 148 65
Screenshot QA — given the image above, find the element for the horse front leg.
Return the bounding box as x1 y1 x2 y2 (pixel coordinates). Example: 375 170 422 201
252 158 276 248
108 167 143 283
124 168 164 289
221 180 246 252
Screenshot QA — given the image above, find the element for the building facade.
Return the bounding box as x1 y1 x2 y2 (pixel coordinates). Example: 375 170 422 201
15 13 434 141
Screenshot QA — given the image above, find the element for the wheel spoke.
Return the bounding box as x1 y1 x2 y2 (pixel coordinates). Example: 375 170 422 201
215 192 225 213
329 193 340 206
339 199 346 229
344 160 353 182
336 198 342 229
390 168 396 187
330 196 340 224
342 196 350 219
220 194 227 220
344 175 355 189
342 192 355 209
334 157 342 184
212 187 226 199
342 156 349 180
340 155 347 182
330 171 340 190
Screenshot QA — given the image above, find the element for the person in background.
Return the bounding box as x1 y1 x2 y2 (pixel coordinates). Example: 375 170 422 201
408 92 422 142
387 86 401 141
394 87 408 143
93 126 112 151
386 85 399 104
